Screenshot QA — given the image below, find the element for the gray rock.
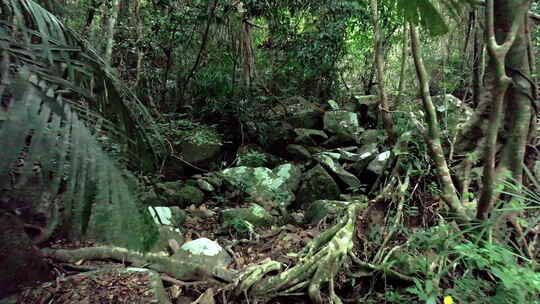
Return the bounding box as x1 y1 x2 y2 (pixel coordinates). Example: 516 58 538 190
304 200 351 224
287 110 323 130
352 143 379 174
178 185 204 205
256 121 295 149
286 144 312 161
175 238 232 269
147 206 187 227
155 183 205 206
294 128 328 145
221 204 276 228
323 110 363 139
296 165 341 208
367 151 392 175
181 141 221 168
274 163 302 192
149 226 184 254
314 152 362 189
221 163 301 208
197 179 215 192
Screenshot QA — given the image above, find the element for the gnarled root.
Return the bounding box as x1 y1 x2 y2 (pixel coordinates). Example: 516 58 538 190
43 246 237 282
236 203 361 304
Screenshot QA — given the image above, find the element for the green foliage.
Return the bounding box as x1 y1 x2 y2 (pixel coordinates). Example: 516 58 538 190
384 223 540 304
2 0 163 170
230 218 255 235
236 150 268 167
157 118 223 147
0 72 158 251
449 242 540 303
391 0 468 36
0 0 160 251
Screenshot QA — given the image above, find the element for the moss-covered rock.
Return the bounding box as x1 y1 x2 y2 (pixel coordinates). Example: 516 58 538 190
314 152 362 189
221 163 301 208
155 182 204 206
220 204 276 229
294 128 328 145
178 185 204 205
323 110 363 139
286 144 312 161
181 141 221 169
296 165 340 208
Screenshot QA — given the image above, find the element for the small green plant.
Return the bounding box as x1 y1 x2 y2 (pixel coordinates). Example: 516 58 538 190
231 218 255 235
156 118 223 147
236 150 268 167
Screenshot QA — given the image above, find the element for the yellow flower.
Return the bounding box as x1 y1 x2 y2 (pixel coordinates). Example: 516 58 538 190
443 296 453 304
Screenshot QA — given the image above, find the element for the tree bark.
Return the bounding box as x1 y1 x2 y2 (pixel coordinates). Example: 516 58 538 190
370 0 397 144
104 0 121 65
410 26 470 223
477 0 531 220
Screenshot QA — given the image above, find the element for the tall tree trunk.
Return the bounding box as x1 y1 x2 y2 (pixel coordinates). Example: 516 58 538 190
410 25 470 223
133 0 143 88
477 0 531 220
370 0 397 144
472 8 484 107
104 0 121 65
397 25 408 97
240 19 256 89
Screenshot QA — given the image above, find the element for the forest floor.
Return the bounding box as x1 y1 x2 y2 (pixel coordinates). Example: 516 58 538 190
14 203 331 304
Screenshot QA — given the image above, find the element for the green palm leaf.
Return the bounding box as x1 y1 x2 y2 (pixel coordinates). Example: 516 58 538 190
1 0 164 169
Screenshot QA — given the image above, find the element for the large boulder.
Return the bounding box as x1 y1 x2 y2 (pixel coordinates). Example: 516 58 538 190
254 121 295 150
154 182 205 206
180 142 221 169
294 128 328 145
283 97 324 129
296 165 341 208
304 200 351 224
367 151 392 175
323 110 362 139
221 163 302 208
286 144 312 161
314 152 362 190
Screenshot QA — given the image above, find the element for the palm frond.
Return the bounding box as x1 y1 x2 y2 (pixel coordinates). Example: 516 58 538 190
1 0 164 169
0 68 158 251
0 0 161 250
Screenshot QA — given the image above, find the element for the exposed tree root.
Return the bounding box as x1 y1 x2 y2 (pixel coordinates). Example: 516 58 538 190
235 203 361 304
42 246 236 283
